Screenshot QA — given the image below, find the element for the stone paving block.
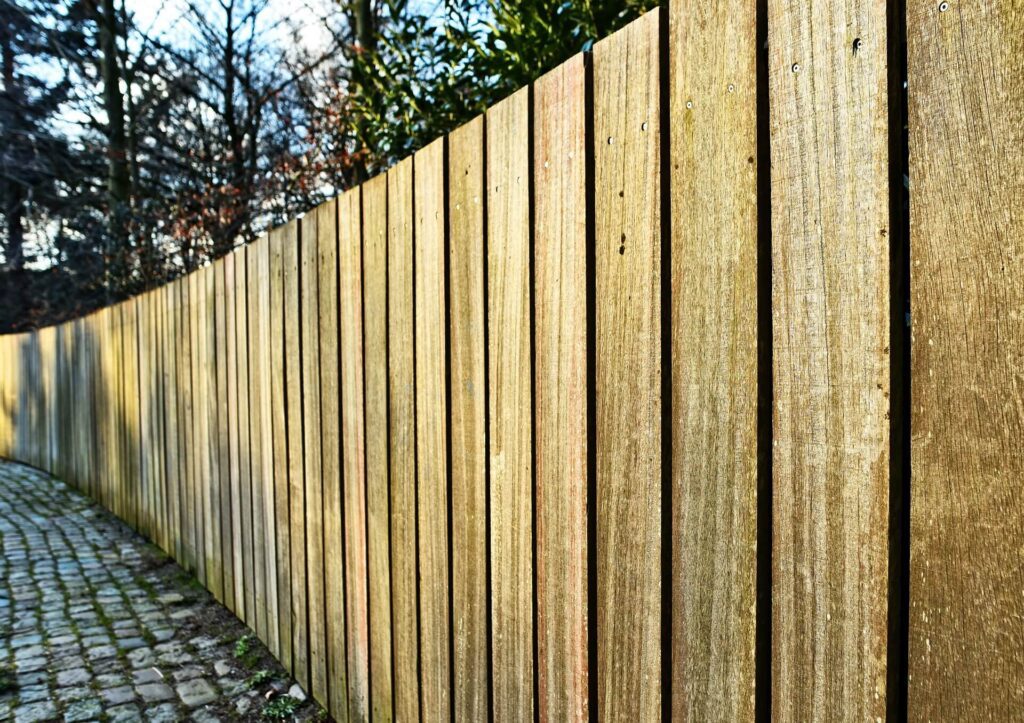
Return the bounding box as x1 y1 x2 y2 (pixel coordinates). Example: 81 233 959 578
12 700 57 723
56 666 91 687
132 666 164 684
145 702 180 723
137 681 176 702
177 678 217 707
108 702 143 722
101 684 136 706
64 696 103 722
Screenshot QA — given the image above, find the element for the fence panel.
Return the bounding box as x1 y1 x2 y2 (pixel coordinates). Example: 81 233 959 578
768 0 891 719
448 114 490 722
387 157 421 723
907 1 1024 719
594 11 664 722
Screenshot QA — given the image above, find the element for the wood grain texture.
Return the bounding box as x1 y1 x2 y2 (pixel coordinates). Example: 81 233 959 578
907 2 1024 718
204 267 222 598
448 115 490 722
414 137 451 723
487 86 535 723
340 187 370 721
668 0 758 719
225 253 244 621
318 200 349 723
387 158 421 723
248 242 269 644
183 276 198 574
533 54 588 723
284 218 310 688
254 234 280 658
303 206 329 705
163 282 182 565
235 252 255 623
214 260 235 611
593 12 663 722
362 173 394 722
191 271 208 585
270 225 293 668
768 0 890 719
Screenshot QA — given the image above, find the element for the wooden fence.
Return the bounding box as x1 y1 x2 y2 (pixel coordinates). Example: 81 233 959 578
1 2 1021 720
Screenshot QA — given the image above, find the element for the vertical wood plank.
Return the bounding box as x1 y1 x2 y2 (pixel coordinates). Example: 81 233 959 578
669 0 758 718
205 265 223 600
340 187 370 720
448 115 490 722
254 234 280 656
319 200 349 723
593 11 663 721
249 242 270 645
303 206 328 705
363 172 395 722
226 252 245 620
768 0 890 719
285 218 310 688
270 225 293 668
533 54 589 723
182 277 198 573
215 259 235 611
415 137 452 723
189 272 206 584
487 86 535 723
388 157 421 723
236 251 255 621
164 282 182 564
907 2 1024 718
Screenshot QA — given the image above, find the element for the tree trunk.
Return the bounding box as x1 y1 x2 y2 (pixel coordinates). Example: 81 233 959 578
1 15 25 271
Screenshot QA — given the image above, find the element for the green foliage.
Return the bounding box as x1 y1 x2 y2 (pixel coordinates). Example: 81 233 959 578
234 634 256 660
247 669 273 689
262 694 302 719
349 0 658 174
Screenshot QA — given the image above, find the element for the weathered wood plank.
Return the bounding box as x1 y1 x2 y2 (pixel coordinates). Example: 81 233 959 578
388 157 421 723
254 234 280 656
340 187 370 720
768 0 890 719
235 251 255 622
448 114 490 722
163 282 182 563
415 137 452 723
270 225 293 668
189 271 206 584
215 259 235 611
284 219 309 688
668 0 758 718
362 172 394 722
204 265 223 600
318 199 349 723
487 86 535 723
182 276 198 574
225 252 244 621
907 2 1024 718
303 205 328 705
533 53 589 723
593 11 663 721
248 242 269 645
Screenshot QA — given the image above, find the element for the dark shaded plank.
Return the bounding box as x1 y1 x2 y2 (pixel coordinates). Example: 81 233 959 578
593 11 663 721
448 114 490 722
533 53 588 723
907 1 1024 718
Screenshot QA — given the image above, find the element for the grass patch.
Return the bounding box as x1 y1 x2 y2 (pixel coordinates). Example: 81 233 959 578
246 669 273 689
233 634 259 668
262 695 301 719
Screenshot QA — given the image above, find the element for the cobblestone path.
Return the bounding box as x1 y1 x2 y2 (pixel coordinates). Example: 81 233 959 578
0 460 325 723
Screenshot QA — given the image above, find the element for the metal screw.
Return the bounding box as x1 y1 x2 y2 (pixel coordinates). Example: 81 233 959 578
792 62 801 73
939 1 949 11
607 136 614 144
685 100 693 109
641 121 648 131
727 84 735 93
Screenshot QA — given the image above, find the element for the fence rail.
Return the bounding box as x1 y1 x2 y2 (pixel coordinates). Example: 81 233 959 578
2 2 1022 720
